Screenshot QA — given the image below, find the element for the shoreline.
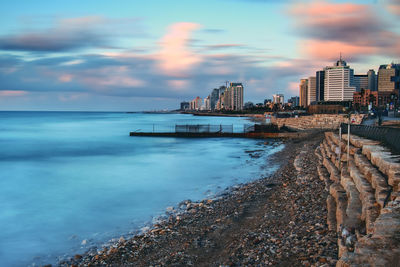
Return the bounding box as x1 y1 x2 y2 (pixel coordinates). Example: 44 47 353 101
180 111 266 118
63 130 338 266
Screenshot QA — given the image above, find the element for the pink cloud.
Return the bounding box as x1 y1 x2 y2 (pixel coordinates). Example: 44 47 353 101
82 75 145 89
157 22 202 77
300 40 377 61
288 82 299 94
59 74 73 82
385 0 400 16
167 79 189 91
290 0 400 60
0 90 27 97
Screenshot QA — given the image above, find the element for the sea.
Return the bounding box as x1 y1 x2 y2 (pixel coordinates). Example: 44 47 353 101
0 111 284 266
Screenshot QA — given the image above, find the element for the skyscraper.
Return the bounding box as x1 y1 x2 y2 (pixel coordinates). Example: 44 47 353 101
354 74 369 92
210 88 219 110
367 69 377 91
307 76 317 105
324 58 356 101
378 63 400 92
229 82 244 111
316 70 325 101
299 79 308 107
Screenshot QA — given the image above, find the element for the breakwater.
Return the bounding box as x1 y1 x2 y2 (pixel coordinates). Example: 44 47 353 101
272 114 366 130
316 131 400 266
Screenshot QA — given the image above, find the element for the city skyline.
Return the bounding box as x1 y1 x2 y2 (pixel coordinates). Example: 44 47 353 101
0 0 399 111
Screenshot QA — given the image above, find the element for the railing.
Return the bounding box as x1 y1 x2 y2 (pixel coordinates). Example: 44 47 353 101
341 123 400 154
133 123 280 134
175 124 234 133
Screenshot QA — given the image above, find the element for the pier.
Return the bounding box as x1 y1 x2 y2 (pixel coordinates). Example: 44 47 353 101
130 124 306 139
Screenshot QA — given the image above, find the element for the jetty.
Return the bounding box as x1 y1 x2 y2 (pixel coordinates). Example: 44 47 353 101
130 124 306 139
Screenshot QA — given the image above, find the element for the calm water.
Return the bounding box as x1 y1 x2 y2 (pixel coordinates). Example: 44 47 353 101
0 112 283 266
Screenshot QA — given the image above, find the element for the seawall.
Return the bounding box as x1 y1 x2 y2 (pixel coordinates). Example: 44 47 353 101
315 131 400 266
272 114 366 130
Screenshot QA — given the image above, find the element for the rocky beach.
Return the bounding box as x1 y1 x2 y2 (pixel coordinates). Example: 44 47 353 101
63 131 339 267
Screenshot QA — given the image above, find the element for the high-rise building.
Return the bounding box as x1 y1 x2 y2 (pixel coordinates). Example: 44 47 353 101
203 95 211 110
299 79 308 107
210 88 219 110
378 63 400 92
307 76 317 105
354 74 369 92
224 83 244 110
190 96 202 110
273 94 284 104
223 88 232 110
215 86 227 110
324 58 356 101
316 70 325 101
367 69 377 91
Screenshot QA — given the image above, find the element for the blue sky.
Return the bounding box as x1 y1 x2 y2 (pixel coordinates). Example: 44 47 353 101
0 0 399 111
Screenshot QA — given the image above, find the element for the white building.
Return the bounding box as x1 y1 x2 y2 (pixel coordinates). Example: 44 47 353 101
202 95 211 110
324 58 356 101
272 94 284 104
227 83 244 111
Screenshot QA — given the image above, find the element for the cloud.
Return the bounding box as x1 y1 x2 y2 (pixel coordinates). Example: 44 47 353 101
0 21 316 110
289 0 400 60
0 90 27 97
384 0 400 15
299 40 378 62
0 16 141 52
205 44 245 50
59 74 73 82
157 22 202 77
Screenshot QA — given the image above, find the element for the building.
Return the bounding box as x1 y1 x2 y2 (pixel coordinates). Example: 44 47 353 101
264 99 272 105
354 74 369 92
273 94 284 105
203 95 210 110
307 76 317 105
367 69 377 91
230 83 244 111
216 91 224 110
223 83 244 110
215 86 227 110
288 96 300 107
210 88 219 110
223 88 232 110
180 101 189 110
353 89 378 107
353 89 399 108
316 70 325 101
299 78 308 107
190 96 202 110
378 63 400 92
244 101 254 109
324 58 356 101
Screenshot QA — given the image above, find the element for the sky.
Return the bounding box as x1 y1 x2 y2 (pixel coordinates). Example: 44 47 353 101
0 0 399 111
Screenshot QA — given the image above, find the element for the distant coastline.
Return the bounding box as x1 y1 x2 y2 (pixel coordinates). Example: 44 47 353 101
180 111 265 118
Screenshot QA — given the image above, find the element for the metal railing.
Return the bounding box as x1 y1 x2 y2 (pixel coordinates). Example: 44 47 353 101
175 124 234 133
341 123 400 154
134 123 281 134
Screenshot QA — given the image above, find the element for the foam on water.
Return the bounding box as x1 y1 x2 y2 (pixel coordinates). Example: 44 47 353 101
0 112 283 266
